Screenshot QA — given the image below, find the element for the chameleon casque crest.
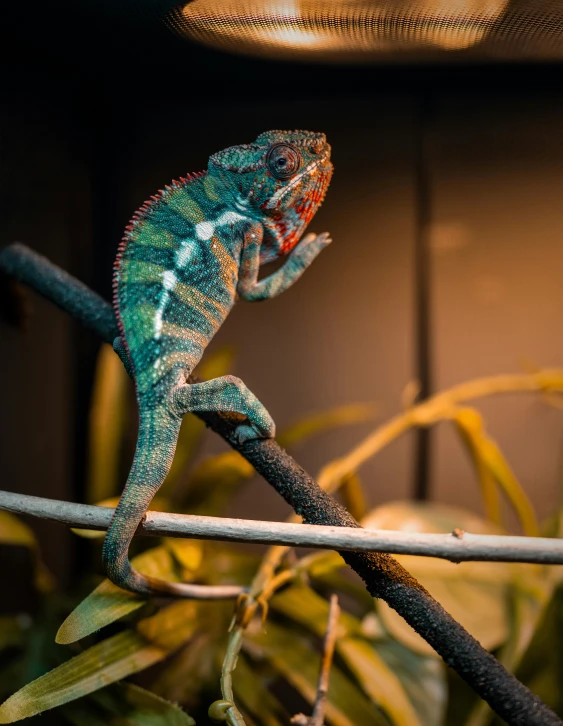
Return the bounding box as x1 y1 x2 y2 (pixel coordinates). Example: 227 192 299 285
106 130 333 597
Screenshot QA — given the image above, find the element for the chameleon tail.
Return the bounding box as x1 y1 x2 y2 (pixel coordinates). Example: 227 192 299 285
102 405 243 599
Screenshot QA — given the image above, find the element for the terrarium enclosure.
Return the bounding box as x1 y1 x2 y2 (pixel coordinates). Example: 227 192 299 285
1 2 563 725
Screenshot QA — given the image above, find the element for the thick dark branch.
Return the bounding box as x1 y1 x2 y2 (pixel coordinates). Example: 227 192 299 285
1 242 560 726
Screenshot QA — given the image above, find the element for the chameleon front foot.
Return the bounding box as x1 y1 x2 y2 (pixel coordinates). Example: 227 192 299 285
171 374 276 440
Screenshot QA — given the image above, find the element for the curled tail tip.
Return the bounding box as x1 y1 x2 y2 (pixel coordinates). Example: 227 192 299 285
103 555 245 600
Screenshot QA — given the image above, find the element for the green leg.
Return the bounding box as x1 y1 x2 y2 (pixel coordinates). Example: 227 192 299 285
238 232 331 301
171 375 276 442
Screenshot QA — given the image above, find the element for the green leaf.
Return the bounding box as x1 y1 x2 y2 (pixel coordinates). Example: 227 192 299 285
246 620 388 726
232 653 288 726
57 546 185 644
0 601 198 723
87 343 130 504
338 637 423 726
510 584 563 719
375 639 447 726
62 683 195 726
277 402 377 450
270 584 362 638
465 574 554 726
271 586 423 725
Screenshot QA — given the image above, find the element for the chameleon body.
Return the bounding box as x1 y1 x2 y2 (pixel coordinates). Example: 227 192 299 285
105 130 333 597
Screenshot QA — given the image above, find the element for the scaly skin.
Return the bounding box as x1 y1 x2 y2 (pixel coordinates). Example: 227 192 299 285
104 130 333 597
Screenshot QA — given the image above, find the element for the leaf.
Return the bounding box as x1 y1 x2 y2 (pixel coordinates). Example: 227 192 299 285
363 501 520 656
232 653 288 726
62 683 195 726
338 638 423 726
511 584 563 718
181 450 254 515
271 586 423 725
70 497 169 540
453 408 501 525
277 402 377 450
245 621 388 726
57 546 185 644
87 343 130 504
164 539 203 571
0 602 198 723
0 512 36 548
452 407 539 536
0 512 54 592
375 639 447 726
270 584 362 639
340 472 367 521
465 576 556 726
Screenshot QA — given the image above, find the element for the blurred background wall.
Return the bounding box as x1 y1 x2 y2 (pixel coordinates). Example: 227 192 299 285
1 1 563 587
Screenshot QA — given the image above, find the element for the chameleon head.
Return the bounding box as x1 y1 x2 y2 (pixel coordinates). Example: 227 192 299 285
209 130 333 259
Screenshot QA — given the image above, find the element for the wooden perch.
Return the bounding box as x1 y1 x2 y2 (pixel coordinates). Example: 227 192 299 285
1 489 563 565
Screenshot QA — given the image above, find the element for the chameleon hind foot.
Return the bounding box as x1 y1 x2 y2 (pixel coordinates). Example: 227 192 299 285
171 374 276 442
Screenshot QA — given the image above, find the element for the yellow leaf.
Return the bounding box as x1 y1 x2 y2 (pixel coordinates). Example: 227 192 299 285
453 408 501 525
453 407 539 536
164 539 203 571
277 402 377 450
87 343 130 504
0 511 36 548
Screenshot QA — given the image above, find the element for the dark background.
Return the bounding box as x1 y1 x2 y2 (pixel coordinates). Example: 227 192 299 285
2 1 563 589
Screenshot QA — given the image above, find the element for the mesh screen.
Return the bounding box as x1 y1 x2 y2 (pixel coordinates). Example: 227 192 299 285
165 0 563 62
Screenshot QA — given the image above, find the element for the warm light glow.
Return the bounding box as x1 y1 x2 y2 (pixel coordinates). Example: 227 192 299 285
167 0 510 61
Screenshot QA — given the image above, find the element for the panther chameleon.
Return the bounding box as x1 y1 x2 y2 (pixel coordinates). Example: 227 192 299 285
106 130 333 598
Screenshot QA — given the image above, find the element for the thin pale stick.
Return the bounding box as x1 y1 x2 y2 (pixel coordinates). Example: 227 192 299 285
2 489 563 565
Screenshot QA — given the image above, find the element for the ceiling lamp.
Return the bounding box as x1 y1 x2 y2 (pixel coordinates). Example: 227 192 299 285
164 0 563 62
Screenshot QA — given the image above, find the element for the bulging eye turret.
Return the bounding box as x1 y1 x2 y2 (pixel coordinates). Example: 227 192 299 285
266 143 301 180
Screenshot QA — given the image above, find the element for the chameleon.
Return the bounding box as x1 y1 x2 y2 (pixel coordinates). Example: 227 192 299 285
105 129 333 598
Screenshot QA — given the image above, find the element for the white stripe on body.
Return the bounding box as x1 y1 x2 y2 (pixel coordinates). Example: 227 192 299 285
154 270 177 339
153 209 250 340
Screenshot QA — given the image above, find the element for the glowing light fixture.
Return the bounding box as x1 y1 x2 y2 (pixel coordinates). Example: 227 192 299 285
166 0 512 62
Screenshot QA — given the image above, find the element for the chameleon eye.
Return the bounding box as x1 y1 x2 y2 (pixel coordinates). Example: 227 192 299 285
267 143 301 180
